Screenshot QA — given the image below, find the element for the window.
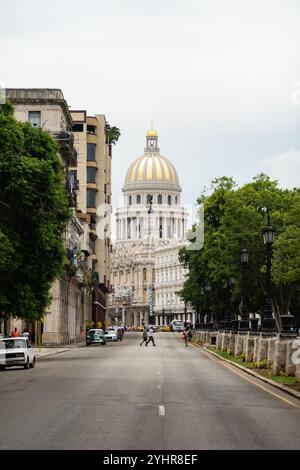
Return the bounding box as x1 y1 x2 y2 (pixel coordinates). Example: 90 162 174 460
87 124 96 134
143 268 147 282
127 218 131 239
87 167 96 183
87 143 96 161
136 194 141 204
68 170 77 191
129 195 132 206
28 111 41 127
87 189 96 208
158 194 162 204
175 196 178 205
168 195 172 205
72 123 83 132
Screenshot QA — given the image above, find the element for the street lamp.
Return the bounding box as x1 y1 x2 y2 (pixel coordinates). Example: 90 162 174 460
224 277 234 330
205 282 212 329
184 300 187 325
239 248 250 332
199 287 204 327
261 211 277 335
147 195 154 240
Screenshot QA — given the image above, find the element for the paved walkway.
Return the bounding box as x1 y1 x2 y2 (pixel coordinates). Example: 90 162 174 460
34 348 69 358
33 341 86 357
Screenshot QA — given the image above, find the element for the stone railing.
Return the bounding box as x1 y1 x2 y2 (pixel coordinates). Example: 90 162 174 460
192 330 300 382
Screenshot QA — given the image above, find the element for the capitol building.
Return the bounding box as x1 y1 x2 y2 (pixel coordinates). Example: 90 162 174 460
108 129 194 326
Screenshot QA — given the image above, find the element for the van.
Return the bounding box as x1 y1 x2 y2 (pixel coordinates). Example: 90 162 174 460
170 320 184 332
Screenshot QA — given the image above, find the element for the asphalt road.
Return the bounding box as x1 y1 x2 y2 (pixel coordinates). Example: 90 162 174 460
1 332 300 450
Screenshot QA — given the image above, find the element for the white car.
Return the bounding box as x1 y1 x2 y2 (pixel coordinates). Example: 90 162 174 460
0 337 36 370
104 329 118 342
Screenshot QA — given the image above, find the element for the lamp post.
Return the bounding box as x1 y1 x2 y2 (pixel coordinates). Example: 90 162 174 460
184 300 187 325
205 282 212 329
261 211 277 335
147 194 154 240
197 287 204 328
224 278 234 330
239 248 250 331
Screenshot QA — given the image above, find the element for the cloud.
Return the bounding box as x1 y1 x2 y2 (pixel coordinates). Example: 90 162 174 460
261 148 300 189
2 0 300 206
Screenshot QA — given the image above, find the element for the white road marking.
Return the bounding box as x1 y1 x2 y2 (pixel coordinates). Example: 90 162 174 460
159 405 165 416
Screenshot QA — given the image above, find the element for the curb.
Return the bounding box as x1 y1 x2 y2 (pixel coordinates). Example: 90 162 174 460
191 341 300 401
35 348 69 359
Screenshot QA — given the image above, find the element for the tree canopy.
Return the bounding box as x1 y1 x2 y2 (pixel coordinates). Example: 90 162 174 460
179 175 300 329
0 102 71 320
106 124 121 146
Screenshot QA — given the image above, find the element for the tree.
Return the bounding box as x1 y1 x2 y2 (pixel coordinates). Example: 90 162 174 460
179 174 300 329
105 124 121 146
0 102 71 320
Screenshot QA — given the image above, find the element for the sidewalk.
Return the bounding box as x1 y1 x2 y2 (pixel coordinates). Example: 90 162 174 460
34 342 85 358
34 348 69 358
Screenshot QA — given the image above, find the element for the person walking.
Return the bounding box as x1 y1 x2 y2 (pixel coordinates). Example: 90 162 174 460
146 327 156 346
140 327 148 346
183 328 189 347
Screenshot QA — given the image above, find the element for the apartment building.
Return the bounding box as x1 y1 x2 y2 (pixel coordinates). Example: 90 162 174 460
70 110 112 330
5 89 93 344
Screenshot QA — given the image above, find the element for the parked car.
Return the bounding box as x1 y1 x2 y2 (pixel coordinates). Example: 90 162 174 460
159 325 171 332
170 320 184 332
86 329 106 346
0 337 36 370
104 329 118 342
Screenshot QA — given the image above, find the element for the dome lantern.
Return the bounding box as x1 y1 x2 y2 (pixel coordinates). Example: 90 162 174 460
145 128 159 152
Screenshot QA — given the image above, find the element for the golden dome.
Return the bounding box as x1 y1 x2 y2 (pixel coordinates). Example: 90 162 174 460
124 153 180 189
146 128 158 137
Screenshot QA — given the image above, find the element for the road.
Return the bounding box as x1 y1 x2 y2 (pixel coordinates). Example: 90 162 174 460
1 332 300 450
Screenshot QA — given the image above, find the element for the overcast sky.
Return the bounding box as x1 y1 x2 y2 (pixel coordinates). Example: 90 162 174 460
2 0 300 210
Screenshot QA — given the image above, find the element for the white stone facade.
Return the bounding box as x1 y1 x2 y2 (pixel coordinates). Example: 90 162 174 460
109 129 190 326
154 241 194 326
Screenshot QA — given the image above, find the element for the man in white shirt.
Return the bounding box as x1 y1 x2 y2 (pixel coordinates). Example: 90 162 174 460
146 327 156 346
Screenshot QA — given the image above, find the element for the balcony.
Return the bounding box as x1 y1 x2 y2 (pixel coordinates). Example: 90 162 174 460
52 131 77 167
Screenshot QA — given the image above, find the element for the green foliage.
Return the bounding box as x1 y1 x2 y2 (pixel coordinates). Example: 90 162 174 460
254 360 268 369
179 174 300 327
106 124 121 145
238 352 246 361
266 374 297 385
0 102 71 320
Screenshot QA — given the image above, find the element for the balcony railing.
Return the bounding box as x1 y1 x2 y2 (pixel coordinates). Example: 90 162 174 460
51 131 77 167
